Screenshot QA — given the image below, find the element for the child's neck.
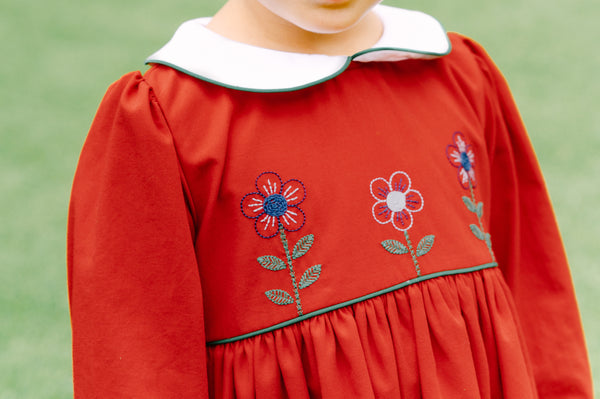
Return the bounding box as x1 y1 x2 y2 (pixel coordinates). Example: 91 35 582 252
207 0 383 56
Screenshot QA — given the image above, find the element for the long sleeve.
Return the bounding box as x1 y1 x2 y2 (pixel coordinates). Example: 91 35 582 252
67 72 209 398
468 40 594 397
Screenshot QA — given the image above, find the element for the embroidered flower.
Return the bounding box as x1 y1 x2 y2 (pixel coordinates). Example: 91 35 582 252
241 172 306 239
241 171 320 316
370 171 424 231
446 131 496 262
446 131 476 189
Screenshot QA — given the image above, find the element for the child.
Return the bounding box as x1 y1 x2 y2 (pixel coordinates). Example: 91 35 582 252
68 0 593 397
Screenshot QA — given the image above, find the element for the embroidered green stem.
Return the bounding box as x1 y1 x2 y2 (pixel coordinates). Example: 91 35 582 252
469 182 496 261
404 230 421 276
278 223 303 316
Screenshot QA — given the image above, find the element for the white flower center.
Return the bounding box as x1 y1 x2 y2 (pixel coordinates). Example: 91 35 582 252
386 191 406 212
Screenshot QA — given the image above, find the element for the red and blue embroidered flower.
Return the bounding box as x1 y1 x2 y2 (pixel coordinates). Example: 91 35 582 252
241 172 306 239
370 171 424 231
445 131 496 261
241 171 320 316
446 131 476 189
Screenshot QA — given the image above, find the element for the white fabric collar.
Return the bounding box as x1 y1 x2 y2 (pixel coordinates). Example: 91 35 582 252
146 5 451 92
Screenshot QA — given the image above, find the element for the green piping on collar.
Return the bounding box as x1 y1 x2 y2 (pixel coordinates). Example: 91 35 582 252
145 41 453 94
145 57 353 93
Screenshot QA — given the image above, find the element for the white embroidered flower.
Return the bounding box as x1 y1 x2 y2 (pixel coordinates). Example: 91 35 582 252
370 171 424 231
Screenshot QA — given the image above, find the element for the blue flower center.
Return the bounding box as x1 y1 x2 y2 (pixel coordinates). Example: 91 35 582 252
460 151 472 171
263 194 288 217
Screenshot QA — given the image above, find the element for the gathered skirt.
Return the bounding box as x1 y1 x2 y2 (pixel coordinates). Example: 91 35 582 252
207 267 538 398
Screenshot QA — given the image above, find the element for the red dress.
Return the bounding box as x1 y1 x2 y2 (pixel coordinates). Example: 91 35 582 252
67 5 592 398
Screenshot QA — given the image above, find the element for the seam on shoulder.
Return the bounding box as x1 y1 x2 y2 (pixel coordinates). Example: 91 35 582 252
146 84 200 238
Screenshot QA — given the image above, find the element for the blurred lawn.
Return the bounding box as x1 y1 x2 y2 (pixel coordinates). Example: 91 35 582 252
0 0 597 397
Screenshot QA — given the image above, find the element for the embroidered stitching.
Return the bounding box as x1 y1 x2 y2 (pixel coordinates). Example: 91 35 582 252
241 171 307 239
370 171 435 276
446 132 496 261
292 234 314 259
241 172 322 316
446 131 477 189
465 183 496 261
403 230 421 276
416 234 435 257
278 223 303 315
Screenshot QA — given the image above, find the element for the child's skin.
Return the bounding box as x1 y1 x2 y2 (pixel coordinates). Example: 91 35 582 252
207 0 384 55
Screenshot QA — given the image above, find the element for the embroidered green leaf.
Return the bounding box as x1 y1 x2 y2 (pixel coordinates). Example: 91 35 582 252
470 224 485 240
257 255 286 271
292 234 314 260
299 265 322 289
462 196 477 213
476 202 484 219
265 289 294 305
381 239 409 255
416 235 435 257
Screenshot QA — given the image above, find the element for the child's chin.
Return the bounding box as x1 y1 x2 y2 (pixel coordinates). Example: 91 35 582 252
294 12 367 34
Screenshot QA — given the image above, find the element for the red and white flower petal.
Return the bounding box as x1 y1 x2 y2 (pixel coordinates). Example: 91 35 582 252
405 190 424 212
391 209 413 231
255 214 279 239
446 146 463 168
453 132 468 153
370 177 391 201
241 192 265 219
255 172 282 197
389 171 411 194
372 201 393 224
281 179 306 206
280 207 305 232
458 168 471 189
467 148 476 167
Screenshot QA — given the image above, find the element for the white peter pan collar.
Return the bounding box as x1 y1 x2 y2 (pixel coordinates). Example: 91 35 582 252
146 5 451 92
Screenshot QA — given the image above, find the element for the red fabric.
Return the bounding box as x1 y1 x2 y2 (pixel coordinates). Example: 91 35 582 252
68 33 592 398
68 76 209 397
207 269 539 398
472 38 593 397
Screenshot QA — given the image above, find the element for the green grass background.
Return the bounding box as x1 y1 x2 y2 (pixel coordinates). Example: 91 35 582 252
1 0 597 396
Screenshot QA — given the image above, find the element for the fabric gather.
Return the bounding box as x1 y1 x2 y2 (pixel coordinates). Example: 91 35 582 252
207 267 537 399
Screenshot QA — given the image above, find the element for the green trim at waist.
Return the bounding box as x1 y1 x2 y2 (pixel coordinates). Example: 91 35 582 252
207 262 497 346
